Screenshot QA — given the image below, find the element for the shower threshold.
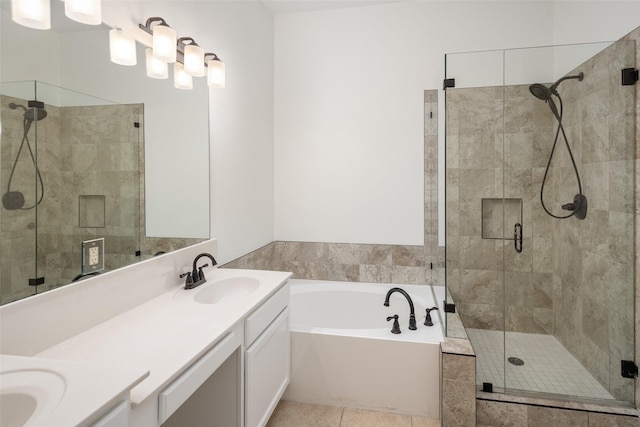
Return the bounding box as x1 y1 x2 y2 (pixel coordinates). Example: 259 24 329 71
467 328 615 401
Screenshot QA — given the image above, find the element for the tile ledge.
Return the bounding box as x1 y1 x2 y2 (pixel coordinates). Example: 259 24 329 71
476 390 639 417
441 337 475 356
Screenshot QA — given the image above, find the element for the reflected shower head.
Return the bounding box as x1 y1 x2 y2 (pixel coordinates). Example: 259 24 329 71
9 102 48 122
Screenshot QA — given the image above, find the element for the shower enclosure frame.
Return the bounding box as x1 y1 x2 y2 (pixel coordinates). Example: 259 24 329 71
443 39 636 406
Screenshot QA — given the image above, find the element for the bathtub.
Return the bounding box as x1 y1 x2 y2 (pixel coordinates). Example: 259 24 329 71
283 279 444 418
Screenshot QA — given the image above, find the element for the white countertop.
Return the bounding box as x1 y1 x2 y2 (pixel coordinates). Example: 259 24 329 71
0 354 148 427
35 268 291 406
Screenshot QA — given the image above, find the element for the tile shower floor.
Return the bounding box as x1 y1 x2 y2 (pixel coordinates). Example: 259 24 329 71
467 328 614 400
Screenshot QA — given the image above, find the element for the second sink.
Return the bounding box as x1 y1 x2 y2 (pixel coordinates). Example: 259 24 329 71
190 276 260 304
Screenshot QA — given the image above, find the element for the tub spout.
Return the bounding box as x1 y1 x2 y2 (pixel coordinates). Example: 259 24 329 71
383 287 417 330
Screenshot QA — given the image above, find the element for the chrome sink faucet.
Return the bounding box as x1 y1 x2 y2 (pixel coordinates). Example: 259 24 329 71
383 287 417 330
180 252 218 290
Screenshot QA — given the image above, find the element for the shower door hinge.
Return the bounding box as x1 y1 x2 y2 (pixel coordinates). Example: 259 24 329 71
443 78 455 90
621 360 638 378
28 277 45 286
621 68 639 85
27 100 45 109
444 302 456 313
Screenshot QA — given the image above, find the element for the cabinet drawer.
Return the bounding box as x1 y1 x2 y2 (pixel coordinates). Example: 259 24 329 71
245 283 289 347
158 323 242 424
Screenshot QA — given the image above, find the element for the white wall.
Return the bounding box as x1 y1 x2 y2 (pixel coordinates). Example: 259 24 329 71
102 1 275 261
274 1 640 247
274 1 553 245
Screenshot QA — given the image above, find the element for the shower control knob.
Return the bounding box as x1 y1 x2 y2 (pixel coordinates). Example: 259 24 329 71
386 315 401 334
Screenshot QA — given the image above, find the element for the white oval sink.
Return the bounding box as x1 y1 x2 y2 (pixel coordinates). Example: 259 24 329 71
0 369 66 427
193 277 260 304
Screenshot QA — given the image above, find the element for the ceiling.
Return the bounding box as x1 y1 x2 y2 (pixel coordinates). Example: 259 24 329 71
261 0 411 15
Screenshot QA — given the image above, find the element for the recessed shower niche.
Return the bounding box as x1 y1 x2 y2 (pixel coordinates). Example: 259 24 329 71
481 198 522 241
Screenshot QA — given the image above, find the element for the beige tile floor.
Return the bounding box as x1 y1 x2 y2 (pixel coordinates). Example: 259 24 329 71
266 400 440 427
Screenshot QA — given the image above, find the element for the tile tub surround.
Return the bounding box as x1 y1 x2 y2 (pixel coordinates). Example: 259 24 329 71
442 338 476 427
224 90 445 286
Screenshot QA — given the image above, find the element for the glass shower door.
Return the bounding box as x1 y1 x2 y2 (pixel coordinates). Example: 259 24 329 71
445 39 636 404
0 81 40 303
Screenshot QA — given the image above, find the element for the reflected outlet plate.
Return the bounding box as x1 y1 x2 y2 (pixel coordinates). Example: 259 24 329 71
82 238 105 273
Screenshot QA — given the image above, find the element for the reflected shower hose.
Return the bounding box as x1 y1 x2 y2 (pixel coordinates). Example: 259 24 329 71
4 107 46 210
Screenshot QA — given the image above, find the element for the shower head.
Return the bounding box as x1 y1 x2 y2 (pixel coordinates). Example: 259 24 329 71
528 72 584 101
9 102 48 122
529 83 554 101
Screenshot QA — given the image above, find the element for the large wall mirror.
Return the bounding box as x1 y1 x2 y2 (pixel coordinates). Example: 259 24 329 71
0 3 210 304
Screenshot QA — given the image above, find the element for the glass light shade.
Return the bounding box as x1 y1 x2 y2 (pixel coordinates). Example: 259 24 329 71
145 48 168 79
11 0 50 30
153 25 177 63
207 59 225 88
174 63 193 90
109 29 137 66
65 0 101 25
184 44 205 77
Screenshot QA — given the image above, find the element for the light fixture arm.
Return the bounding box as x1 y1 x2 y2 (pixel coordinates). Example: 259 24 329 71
204 53 222 62
142 17 170 31
178 37 198 48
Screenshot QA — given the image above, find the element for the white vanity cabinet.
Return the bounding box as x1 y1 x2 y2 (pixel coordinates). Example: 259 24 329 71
89 400 130 427
244 284 290 427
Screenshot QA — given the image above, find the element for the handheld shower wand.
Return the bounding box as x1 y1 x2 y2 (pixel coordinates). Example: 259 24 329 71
529 73 587 220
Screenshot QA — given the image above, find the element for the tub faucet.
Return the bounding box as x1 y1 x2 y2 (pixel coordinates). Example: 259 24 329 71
180 252 218 290
384 287 417 330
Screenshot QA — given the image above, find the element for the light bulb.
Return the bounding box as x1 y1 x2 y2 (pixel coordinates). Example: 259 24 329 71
109 28 137 66
146 48 168 79
11 0 50 30
65 0 101 25
184 44 205 77
207 59 225 88
153 24 177 63
174 63 193 90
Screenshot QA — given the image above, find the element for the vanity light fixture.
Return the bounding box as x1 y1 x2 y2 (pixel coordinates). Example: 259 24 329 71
11 0 51 30
180 38 205 77
146 48 169 79
139 17 225 90
141 17 177 63
64 0 101 25
205 53 225 88
174 63 193 90
109 28 137 66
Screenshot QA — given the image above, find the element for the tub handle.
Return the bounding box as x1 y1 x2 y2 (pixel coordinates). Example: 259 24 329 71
424 307 439 326
386 315 401 334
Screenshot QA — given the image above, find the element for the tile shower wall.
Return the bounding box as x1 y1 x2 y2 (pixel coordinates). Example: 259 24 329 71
446 39 636 402
0 97 143 303
225 91 444 285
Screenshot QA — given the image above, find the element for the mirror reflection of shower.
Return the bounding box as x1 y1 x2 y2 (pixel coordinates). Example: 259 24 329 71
2 100 47 211
529 72 587 220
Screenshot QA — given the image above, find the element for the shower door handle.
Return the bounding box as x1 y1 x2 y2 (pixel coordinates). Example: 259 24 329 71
514 223 523 253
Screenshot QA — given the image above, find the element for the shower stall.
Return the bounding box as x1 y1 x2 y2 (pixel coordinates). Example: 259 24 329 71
444 39 636 405
0 81 143 304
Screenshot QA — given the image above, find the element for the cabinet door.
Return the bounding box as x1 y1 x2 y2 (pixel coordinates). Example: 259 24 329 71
245 308 290 427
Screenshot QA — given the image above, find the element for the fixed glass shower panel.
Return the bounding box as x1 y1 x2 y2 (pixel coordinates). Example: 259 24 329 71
444 40 636 404
0 81 142 305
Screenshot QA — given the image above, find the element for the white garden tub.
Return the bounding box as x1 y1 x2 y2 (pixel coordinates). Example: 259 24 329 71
283 279 444 418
